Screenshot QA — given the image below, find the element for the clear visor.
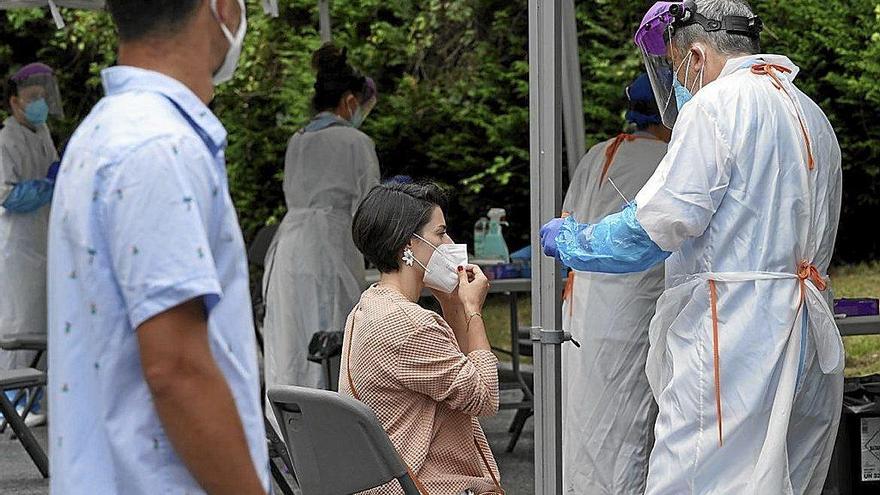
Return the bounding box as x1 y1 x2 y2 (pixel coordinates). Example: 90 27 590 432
359 95 377 120
640 49 678 129
14 73 64 118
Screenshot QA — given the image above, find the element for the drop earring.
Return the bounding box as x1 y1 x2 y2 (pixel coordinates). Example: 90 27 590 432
402 248 416 267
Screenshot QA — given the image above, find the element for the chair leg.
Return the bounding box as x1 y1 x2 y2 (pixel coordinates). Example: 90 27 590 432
0 391 48 478
270 457 298 495
0 388 27 434
506 407 533 453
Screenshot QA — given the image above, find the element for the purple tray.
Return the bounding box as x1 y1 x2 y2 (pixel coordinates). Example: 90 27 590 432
834 298 879 317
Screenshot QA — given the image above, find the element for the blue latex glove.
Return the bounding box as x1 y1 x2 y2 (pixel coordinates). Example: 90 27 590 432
555 202 671 274
46 161 61 183
2 179 55 213
540 217 565 258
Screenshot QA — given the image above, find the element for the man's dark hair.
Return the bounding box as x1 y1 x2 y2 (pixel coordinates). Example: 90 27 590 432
352 183 448 273
106 0 202 42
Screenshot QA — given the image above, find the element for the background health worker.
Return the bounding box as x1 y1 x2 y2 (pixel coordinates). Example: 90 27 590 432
0 62 62 374
560 73 670 495
262 43 381 400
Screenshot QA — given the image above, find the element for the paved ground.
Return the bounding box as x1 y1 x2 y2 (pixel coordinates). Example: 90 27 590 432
0 395 536 494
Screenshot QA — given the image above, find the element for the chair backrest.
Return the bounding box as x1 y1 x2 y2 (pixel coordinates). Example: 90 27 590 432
248 223 280 267
268 385 421 495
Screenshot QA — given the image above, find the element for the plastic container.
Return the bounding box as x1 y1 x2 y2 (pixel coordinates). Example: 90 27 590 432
824 374 880 494
474 217 489 259
834 299 880 318
482 208 510 263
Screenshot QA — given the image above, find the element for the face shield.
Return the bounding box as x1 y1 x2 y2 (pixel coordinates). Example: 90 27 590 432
351 77 377 128
634 2 690 128
359 77 378 117
11 63 64 118
633 0 763 128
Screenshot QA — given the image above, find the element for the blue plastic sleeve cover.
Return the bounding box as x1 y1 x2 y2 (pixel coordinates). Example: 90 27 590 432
555 202 671 273
2 179 55 213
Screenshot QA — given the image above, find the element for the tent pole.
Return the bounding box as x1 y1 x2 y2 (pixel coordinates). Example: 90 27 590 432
529 1 564 494
318 0 333 43
561 0 586 180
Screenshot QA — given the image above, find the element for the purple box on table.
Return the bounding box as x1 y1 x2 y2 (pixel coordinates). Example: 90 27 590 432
833 298 879 317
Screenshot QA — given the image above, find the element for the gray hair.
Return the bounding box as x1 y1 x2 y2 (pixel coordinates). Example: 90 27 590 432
673 0 761 57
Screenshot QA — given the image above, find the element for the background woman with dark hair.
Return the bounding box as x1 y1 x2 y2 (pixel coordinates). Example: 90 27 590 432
341 182 503 495
262 43 380 402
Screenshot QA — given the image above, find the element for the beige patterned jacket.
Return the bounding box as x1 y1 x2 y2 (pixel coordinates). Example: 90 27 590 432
339 285 502 494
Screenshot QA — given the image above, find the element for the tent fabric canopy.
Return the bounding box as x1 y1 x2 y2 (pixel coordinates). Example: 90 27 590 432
0 0 103 9
0 0 280 25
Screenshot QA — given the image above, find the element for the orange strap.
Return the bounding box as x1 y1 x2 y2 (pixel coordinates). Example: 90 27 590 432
750 63 815 171
708 280 723 447
345 305 503 494
599 134 637 186
706 261 827 449
562 273 576 317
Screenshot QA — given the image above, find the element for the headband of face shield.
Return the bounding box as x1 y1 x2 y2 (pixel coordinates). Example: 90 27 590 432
634 0 762 128
10 66 64 119
405 233 468 294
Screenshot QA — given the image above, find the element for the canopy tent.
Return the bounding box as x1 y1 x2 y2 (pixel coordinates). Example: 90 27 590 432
529 1 567 491
0 0 280 28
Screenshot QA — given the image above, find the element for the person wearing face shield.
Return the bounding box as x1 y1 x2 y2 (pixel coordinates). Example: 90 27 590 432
541 1 843 493
0 63 61 378
340 182 503 495
46 1 269 494
261 44 380 413
559 73 670 495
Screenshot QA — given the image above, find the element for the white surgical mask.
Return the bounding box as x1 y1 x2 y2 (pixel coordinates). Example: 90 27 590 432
410 234 468 294
210 0 248 86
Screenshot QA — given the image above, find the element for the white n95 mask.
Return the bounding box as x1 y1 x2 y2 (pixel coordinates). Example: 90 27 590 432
409 234 468 294
210 0 248 86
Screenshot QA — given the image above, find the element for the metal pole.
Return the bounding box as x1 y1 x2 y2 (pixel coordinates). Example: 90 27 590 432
561 0 586 180
529 0 564 494
318 0 333 43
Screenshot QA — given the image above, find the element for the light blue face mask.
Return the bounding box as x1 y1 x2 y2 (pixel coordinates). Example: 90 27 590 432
350 105 367 129
24 98 49 126
672 77 694 110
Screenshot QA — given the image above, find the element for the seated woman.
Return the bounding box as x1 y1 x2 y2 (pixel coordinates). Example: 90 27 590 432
340 182 503 495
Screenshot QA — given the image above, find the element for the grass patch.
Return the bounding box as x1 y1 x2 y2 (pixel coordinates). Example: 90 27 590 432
482 263 880 376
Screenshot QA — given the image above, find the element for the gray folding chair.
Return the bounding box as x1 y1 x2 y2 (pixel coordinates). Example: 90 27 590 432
268 385 421 495
0 333 47 434
0 368 49 478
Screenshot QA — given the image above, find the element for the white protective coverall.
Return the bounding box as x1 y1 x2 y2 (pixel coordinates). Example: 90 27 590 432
0 116 57 370
635 55 844 494
561 131 667 494
263 115 380 395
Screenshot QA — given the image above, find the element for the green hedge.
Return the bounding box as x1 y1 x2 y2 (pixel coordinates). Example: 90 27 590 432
2 0 877 261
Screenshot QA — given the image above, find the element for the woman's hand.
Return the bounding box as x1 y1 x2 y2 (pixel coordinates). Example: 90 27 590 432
457 264 489 315
431 286 461 310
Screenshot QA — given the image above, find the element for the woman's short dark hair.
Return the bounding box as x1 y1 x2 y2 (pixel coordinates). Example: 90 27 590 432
311 43 371 113
353 183 448 273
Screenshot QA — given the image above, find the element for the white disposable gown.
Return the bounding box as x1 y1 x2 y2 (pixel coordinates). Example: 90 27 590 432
561 132 667 494
0 116 57 370
263 115 380 396
635 55 843 494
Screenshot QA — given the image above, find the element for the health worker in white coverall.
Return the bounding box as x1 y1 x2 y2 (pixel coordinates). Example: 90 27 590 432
542 1 843 493
0 63 62 376
262 43 380 402
560 73 670 495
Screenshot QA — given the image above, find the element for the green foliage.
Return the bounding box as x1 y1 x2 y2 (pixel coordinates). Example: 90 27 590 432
1 0 878 259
